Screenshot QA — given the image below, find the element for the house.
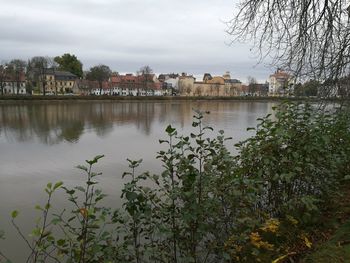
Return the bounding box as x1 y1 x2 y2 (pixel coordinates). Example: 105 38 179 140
73 79 112 95
193 76 226 96
158 73 180 95
73 79 95 95
1 71 27 95
179 72 243 96
40 68 78 94
222 72 243 96
268 69 294 96
90 81 111 95
178 73 196 96
110 73 163 96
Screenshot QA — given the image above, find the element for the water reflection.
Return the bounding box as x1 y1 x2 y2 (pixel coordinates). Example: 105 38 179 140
0 101 275 145
0 102 159 144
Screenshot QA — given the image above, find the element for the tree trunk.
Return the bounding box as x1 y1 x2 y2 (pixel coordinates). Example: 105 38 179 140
99 81 103 96
16 81 19 95
43 81 46 96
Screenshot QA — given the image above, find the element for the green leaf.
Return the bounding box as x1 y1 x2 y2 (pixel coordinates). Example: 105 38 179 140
11 210 19 219
188 154 196 160
76 165 88 172
125 192 138 201
57 239 66 246
51 218 61 225
86 181 97 186
165 125 176 134
53 181 63 190
32 228 41 237
85 154 104 165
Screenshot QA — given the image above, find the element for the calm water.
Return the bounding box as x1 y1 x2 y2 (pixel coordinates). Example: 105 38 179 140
0 100 276 261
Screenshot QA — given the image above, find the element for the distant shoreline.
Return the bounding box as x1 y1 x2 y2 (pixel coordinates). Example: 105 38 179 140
0 95 343 103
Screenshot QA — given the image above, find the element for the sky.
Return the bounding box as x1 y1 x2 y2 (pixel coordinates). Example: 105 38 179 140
0 0 272 82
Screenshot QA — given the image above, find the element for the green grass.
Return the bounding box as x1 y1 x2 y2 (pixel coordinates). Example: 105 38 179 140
0 94 331 102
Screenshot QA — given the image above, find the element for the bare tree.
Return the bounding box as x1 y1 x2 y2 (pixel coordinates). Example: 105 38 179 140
137 65 153 96
227 0 350 95
27 56 50 95
247 76 258 95
186 84 192 96
8 59 27 95
214 82 221 96
0 63 8 95
195 86 202 96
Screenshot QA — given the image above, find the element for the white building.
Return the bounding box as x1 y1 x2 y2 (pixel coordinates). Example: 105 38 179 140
3 81 26 95
268 69 294 96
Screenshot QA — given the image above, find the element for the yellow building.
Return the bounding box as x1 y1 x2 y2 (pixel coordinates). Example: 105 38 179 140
40 69 77 94
178 74 196 96
180 72 242 96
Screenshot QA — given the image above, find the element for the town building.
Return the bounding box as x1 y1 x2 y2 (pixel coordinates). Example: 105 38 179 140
178 73 196 96
158 73 180 95
179 72 243 96
40 68 77 94
109 73 163 96
268 69 294 96
1 71 27 95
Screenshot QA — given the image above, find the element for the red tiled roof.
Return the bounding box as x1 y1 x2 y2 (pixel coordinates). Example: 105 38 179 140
4 72 26 82
270 70 290 78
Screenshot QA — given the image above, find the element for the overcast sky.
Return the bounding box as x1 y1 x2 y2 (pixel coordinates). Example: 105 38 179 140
0 0 272 82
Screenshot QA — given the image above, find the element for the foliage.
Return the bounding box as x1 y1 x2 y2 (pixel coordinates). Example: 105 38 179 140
86 65 112 95
2 102 350 262
54 54 83 78
86 65 111 83
294 80 320 97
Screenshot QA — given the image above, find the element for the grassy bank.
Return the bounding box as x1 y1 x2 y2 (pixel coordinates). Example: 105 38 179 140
1 102 349 263
0 94 332 102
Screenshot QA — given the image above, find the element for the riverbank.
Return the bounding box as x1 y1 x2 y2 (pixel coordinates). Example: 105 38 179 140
0 94 338 102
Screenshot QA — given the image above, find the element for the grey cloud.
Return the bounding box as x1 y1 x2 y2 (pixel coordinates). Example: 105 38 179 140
0 0 272 82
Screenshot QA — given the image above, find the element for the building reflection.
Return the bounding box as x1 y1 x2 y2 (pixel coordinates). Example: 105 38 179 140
0 101 276 145
0 101 192 144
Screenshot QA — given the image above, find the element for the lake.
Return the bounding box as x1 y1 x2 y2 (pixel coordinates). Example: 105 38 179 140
0 100 276 261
